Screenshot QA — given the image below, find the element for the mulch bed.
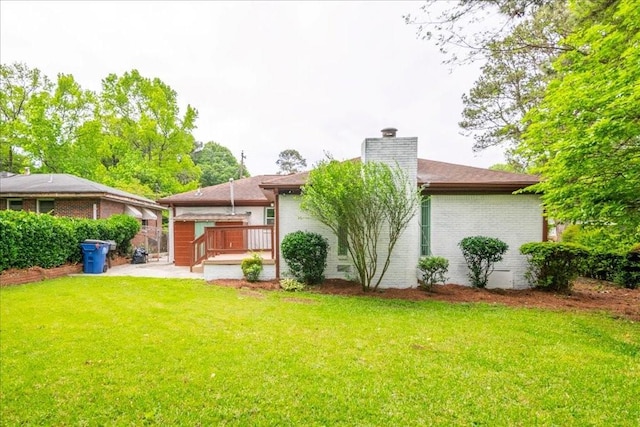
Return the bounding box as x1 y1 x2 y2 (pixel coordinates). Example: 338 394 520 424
210 277 640 321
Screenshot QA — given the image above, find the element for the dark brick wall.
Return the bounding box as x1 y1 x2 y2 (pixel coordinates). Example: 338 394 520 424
55 199 97 218
99 200 125 218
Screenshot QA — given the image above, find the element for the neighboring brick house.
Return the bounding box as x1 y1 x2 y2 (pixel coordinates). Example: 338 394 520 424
260 128 544 289
0 172 165 248
157 175 279 266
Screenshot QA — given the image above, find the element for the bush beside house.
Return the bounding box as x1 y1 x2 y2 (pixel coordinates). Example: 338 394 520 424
0 211 140 272
281 231 328 285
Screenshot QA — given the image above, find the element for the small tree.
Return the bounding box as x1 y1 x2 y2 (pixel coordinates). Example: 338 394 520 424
301 160 421 291
281 231 328 285
459 236 509 288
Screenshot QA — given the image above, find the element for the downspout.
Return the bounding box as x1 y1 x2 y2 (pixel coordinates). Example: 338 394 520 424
274 188 280 279
229 178 235 215
92 203 97 220
168 204 175 263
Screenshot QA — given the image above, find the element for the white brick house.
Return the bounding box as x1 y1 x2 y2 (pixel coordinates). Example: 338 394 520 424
261 128 544 289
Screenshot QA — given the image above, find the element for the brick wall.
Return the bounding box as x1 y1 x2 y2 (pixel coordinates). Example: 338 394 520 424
0 198 36 212
360 136 421 288
278 194 353 282
99 200 126 218
430 194 543 289
0 264 83 286
55 199 97 218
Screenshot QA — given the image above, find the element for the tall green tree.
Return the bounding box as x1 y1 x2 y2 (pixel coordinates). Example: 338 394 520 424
0 63 49 173
519 0 640 231
192 141 249 187
406 0 574 168
24 73 104 178
276 149 307 174
300 160 421 291
99 70 200 197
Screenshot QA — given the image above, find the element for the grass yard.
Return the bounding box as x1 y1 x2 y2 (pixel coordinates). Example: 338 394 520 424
1 277 639 426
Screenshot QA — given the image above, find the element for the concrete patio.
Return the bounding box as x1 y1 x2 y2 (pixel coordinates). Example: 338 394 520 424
101 260 204 279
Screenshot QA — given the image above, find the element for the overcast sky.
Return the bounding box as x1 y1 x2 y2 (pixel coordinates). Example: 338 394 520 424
1 1 506 176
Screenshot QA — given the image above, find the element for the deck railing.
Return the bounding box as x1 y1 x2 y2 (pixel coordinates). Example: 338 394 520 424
190 224 274 271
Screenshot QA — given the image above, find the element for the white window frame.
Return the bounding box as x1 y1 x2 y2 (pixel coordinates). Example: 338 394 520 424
265 207 275 225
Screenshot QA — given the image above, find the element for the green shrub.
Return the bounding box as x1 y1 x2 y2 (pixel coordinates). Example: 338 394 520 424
561 224 638 252
279 278 306 292
0 210 77 269
281 231 328 285
104 215 140 256
417 256 449 290
458 236 509 288
241 253 263 282
520 242 589 292
560 224 581 243
0 211 141 272
0 212 20 271
614 244 640 289
581 248 625 282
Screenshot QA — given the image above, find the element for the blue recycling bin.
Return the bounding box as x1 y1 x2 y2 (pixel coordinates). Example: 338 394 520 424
81 241 109 274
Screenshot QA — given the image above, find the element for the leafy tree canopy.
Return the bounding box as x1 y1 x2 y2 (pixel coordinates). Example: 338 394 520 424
0 63 50 173
519 0 640 233
276 149 307 174
406 0 574 168
0 64 205 198
191 141 249 187
99 69 201 197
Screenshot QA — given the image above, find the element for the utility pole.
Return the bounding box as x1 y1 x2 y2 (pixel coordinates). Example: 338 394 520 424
239 150 246 179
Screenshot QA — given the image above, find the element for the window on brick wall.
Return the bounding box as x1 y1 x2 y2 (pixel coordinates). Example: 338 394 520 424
420 198 431 256
338 225 348 256
37 199 55 214
7 199 23 211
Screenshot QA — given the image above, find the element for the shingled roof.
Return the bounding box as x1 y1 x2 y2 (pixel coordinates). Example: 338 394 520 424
259 158 538 193
157 175 279 206
0 173 163 209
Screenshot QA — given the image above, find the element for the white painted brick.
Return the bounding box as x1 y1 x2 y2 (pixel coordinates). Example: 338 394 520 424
203 263 276 281
429 194 543 289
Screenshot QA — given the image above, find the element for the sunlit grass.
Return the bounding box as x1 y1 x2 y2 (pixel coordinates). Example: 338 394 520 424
1 276 638 425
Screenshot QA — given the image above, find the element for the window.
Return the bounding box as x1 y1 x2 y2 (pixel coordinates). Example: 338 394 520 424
338 225 348 256
37 199 55 214
7 199 23 211
420 198 431 256
265 207 275 225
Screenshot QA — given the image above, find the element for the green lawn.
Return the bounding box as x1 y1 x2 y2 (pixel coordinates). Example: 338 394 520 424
1 277 638 426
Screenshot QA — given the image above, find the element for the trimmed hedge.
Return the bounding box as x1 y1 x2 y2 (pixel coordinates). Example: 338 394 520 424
0 211 140 272
281 231 328 285
520 242 589 292
580 245 640 289
520 241 640 291
615 245 640 289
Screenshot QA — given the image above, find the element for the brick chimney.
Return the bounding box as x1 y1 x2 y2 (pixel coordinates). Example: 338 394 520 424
381 127 397 138
360 127 420 288
361 128 417 186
